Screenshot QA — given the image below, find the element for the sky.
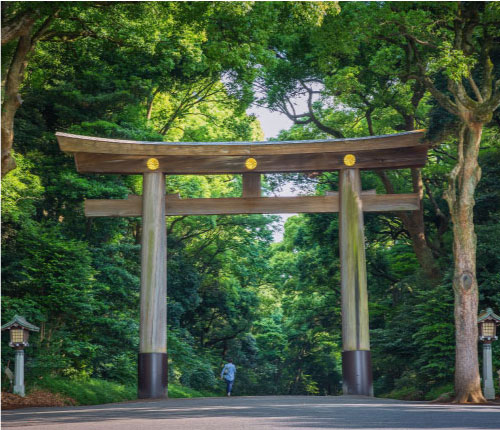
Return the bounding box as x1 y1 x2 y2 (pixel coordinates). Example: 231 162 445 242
246 105 293 141
246 104 297 242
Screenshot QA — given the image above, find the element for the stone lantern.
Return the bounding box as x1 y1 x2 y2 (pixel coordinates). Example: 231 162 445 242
1 315 39 397
478 308 500 400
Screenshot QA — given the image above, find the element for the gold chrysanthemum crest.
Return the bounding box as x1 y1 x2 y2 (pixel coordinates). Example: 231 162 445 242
146 158 160 170
343 154 356 167
245 157 257 170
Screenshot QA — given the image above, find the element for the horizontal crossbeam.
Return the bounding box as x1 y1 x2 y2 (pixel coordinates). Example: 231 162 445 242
84 193 420 217
72 146 428 174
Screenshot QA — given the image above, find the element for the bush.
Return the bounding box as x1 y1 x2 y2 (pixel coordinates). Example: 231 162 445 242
180 362 217 391
425 383 454 401
180 362 217 390
383 386 424 401
32 376 136 405
168 383 218 398
31 376 219 406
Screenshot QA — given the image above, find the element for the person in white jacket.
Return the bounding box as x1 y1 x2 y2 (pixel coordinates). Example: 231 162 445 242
220 358 236 396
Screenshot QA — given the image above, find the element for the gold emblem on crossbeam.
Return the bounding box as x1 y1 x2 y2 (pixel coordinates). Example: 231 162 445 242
343 154 356 167
245 157 257 170
146 158 160 170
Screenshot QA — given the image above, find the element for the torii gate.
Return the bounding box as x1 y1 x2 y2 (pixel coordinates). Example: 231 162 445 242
57 130 428 399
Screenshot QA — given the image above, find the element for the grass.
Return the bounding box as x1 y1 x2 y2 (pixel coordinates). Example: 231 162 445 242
168 383 219 398
381 386 424 401
30 376 218 406
381 383 455 402
424 383 454 401
32 376 137 405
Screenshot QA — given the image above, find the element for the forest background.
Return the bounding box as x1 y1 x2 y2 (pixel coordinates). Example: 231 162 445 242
2 1 499 403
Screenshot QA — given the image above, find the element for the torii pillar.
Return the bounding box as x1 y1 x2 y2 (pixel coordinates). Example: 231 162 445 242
138 171 168 398
339 167 372 396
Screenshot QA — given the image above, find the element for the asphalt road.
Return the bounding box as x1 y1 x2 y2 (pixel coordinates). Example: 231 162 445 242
2 395 499 430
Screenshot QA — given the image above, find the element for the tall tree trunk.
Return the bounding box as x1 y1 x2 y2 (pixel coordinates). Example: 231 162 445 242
444 122 485 403
1 32 33 177
407 168 441 280
377 168 441 281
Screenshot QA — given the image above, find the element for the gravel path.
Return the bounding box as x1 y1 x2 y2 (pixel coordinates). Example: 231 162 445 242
2 395 499 430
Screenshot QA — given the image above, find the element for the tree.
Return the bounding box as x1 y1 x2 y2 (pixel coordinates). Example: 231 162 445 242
1 1 270 176
256 1 500 402
2 1 274 389
3 1 499 401
253 2 442 281
1 2 114 176
373 1 500 403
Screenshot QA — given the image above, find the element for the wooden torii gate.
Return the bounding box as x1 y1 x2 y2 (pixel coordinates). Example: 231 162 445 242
57 130 428 399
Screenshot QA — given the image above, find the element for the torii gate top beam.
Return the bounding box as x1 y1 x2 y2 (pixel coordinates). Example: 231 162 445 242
56 130 428 175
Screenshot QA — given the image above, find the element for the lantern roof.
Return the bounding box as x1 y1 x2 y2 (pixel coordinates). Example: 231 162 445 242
478 308 500 324
1 315 39 332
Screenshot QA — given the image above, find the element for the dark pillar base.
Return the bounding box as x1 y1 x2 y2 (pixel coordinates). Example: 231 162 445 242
342 350 373 396
138 353 168 399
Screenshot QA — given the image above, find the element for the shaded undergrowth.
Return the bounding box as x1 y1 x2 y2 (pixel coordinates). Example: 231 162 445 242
29 376 217 406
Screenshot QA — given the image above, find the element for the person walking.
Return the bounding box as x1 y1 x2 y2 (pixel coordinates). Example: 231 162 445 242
220 358 236 396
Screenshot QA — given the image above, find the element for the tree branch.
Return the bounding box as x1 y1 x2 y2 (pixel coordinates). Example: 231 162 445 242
300 80 344 138
1 8 37 45
31 13 58 44
467 72 483 103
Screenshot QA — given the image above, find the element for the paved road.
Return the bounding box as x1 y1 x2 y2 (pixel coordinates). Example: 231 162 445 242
2 395 499 430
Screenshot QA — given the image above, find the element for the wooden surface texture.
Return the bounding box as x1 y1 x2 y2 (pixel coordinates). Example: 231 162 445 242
57 130 426 156
84 193 420 217
139 173 167 354
71 145 428 174
242 173 261 197
339 169 370 352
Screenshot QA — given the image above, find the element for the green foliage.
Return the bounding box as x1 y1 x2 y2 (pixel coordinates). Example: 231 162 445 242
2 1 500 404
168 383 218 399
424 383 455 401
180 362 217 392
31 376 218 405
382 385 424 401
33 376 137 406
